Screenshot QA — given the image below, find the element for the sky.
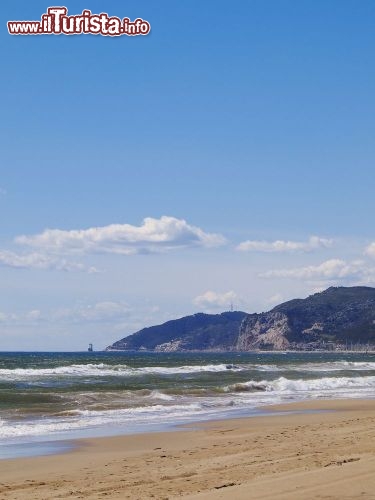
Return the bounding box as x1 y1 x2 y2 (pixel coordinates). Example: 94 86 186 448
1 1 375 350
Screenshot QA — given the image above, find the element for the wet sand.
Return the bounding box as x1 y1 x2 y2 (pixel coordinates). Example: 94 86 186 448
1 399 375 499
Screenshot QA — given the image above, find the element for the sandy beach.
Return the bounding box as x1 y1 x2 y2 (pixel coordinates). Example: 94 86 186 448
0 399 375 499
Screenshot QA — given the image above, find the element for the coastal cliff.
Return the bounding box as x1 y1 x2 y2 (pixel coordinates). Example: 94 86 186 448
236 312 291 350
236 286 375 350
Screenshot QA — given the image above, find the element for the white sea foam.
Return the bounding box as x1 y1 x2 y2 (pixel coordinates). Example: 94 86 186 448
225 375 375 394
0 403 203 439
147 390 174 401
226 361 375 373
277 361 375 372
137 363 243 374
245 364 282 372
0 363 245 380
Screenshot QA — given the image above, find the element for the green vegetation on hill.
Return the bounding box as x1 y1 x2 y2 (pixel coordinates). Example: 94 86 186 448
273 286 375 343
106 311 246 351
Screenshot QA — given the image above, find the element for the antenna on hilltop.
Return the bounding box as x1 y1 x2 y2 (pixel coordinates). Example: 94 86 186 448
230 302 234 312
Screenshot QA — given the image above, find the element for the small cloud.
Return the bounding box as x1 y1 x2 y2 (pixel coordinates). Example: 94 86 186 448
53 301 131 323
0 310 41 323
0 188 6 196
260 258 375 282
266 293 283 305
0 250 91 272
364 243 375 259
80 301 131 321
25 310 42 321
237 236 333 253
88 266 100 274
193 290 238 311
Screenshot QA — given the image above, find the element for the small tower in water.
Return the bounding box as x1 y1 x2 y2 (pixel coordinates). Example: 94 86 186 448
88 343 93 352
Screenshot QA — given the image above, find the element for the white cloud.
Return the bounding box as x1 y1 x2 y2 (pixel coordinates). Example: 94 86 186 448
51 301 132 323
364 243 375 259
16 216 226 255
193 290 238 310
25 309 42 321
0 309 41 324
0 312 8 322
0 301 131 326
0 301 161 335
0 216 223 273
260 258 375 282
74 301 131 321
237 236 333 253
266 293 284 305
0 250 94 272
0 188 6 196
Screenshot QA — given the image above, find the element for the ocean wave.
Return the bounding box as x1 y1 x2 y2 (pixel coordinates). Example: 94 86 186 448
279 361 375 373
0 362 245 380
0 403 204 439
225 375 375 393
147 390 175 401
137 363 243 374
71 389 176 407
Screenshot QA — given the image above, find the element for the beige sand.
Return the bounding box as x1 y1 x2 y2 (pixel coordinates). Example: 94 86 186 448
1 399 375 499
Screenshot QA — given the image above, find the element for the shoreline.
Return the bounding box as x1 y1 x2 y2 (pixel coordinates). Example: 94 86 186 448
0 395 354 462
0 401 318 461
1 398 375 499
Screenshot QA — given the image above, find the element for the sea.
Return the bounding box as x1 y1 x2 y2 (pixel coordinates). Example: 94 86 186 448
1 351 375 458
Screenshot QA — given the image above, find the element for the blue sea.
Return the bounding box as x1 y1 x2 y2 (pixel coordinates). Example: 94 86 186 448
1 351 375 458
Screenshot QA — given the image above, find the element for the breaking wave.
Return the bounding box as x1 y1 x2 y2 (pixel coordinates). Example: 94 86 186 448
286 361 375 372
0 363 244 380
225 375 375 393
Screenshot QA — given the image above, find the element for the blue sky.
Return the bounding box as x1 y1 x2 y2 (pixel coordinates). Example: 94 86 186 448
1 1 375 350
